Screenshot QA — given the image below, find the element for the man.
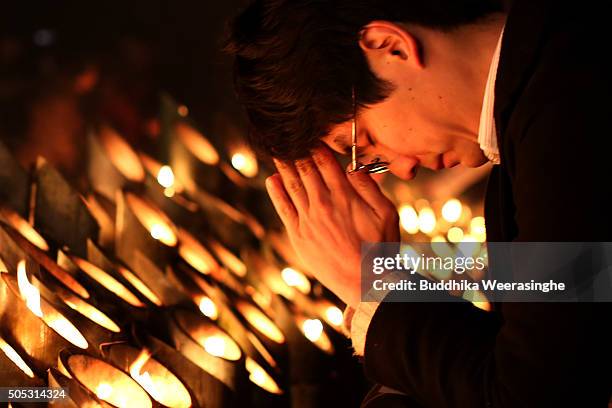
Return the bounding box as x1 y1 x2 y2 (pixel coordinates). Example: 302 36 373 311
226 0 611 406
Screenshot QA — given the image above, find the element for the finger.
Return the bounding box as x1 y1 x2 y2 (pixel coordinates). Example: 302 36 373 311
265 173 298 230
310 145 351 193
294 157 330 207
273 158 309 214
346 165 395 218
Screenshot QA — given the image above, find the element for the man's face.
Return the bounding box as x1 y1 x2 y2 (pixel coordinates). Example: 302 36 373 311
322 86 488 180
322 21 489 180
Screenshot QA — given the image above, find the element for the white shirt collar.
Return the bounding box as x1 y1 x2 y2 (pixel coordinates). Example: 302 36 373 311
477 26 505 165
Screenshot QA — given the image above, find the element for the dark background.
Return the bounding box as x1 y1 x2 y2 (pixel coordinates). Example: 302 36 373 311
0 0 250 178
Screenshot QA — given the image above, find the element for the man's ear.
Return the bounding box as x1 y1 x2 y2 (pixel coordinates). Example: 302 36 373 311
359 21 424 69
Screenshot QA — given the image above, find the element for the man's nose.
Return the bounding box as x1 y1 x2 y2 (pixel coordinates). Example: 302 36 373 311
389 157 420 180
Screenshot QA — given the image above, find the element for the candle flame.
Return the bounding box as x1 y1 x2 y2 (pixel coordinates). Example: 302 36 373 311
237 302 285 344
127 194 178 247
399 204 419 234
99 126 145 182
178 229 219 275
281 267 311 294
118 267 163 307
1 208 49 251
17 260 42 317
62 295 121 333
441 198 462 223
157 165 175 189
418 207 437 235
0 337 35 378
203 336 227 358
208 240 246 277
198 296 218 320
302 319 323 342
129 349 158 401
230 151 258 178
325 306 344 327
245 357 282 395
95 382 113 400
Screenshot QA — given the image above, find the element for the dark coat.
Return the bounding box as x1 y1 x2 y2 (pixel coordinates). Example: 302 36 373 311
362 0 612 406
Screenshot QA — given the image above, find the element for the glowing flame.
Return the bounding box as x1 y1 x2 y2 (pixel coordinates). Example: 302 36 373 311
302 319 323 342
203 336 226 358
447 227 464 243
178 229 218 275
157 166 175 189
17 260 42 317
470 216 487 242
72 257 144 307
99 126 145 182
399 204 419 234
245 357 282 395
441 199 462 223
95 383 113 400
62 295 121 333
418 207 437 234
176 122 219 165
198 296 218 320
208 240 246 277
0 337 35 378
237 302 285 344
118 267 162 307
325 306 344 327
281 267 311 294
129 350 158 402
1 208 49 251
230 151 258 178
126 194 177 247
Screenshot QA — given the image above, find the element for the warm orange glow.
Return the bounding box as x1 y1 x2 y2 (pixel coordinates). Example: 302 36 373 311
177 105 189 117
197 296 218 320
139 153 185 195
17 260 42 317
99 126 145 182
0 336 35 378
72 256 144 307
0 208 49 251
463 290 491 312
441 199 462 223
128 349 192 408
178 229 218 275
126 194 178 247
208 240 246 277
195 329 241 361
236 301 285 344
281 267 311 294
157 165 175 188
470 216 487 242
324 306 344 327
245 357 282 395
296 316 333 353
447 227 464 243
68 354 152 408
399 204 419 234
17 261 88 349
175 122 219 165
418 207 437 234
118 267 163 306
61 294 121 333
230 151 258 178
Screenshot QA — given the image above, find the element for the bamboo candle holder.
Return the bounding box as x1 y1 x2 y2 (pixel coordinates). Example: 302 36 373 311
87 124 146 202
0 335 43 387
33 158 99 258
0 140 30 218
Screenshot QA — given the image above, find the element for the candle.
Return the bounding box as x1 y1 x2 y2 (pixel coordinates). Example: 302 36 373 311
441 198 462 223
16 260 88 349
280 267 311 295
125 193 177 247
0 336 35 378
62 353 152 408
117 266 163 307
71 256 145 308
59 292 121 333
139 153 186 198
128 348 192 408
175 122 219 166
418 207 437 235
197 295 219 320
98 125 145 183
230 150 258 178
245 357 282 395
178 228 219 275
236 301 285 344
208 239 246 277
296 316 333 354
0 207 49 251
399 204 420 234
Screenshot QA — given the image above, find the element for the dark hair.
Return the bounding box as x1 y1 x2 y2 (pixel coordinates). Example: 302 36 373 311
225 0 503 160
